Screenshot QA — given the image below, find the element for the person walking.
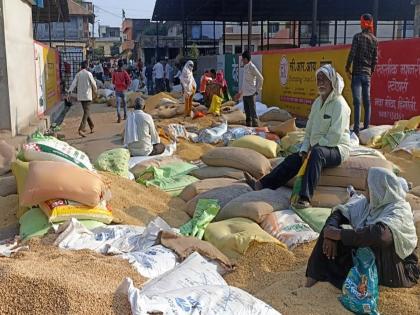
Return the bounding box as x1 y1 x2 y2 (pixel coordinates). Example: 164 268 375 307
346 13 378 136
239 51 264 127
68 61 97 137
153 59 165 93
180 60 197 117
145 63 154 95
112 59 131 123
164 60 173 92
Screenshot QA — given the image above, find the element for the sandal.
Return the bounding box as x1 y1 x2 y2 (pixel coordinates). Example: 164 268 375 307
78 130 86 138
292 198 312 210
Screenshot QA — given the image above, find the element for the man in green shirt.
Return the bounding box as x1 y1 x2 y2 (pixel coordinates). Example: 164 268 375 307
245 64 351 209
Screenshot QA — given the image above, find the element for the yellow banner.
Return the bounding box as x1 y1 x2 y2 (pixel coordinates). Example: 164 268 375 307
43 46 61 109
262 47 352 118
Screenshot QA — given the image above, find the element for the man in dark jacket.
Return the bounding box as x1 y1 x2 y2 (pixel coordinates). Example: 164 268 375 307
346 13 378 136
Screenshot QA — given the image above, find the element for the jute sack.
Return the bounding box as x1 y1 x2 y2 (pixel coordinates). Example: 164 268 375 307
204 217 284 258
179 178 238 202
230 135 279 159
410 186 420 198
157 107 178 119
0 140 16 176
406 193 420 211
201 147 271 179
221 110 246 125
312 186 366 208
190 166 245 180
259 108 292 122
319 156 395 190
21 161 108 208
185 183 252 217
217 187 292 223
268 118 298 137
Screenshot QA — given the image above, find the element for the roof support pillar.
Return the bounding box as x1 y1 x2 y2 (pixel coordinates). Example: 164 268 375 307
310 0 318 47
241 20 243 52
156 21 159 61
248 0 253 52
213 20 216 54
260 21 264 51
223 21 226 54
373 0 379 35
268 21 270 50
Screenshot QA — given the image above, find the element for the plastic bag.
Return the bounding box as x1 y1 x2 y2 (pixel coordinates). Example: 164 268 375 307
339 247 379 315
180 199 220 239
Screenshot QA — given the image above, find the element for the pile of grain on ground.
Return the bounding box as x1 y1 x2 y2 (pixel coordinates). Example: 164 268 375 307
155 114 221 130
144 92 177 113
102 172 190 227
0 238 145 314
175 139 214 161
0 195 18 229
224 241 419 315
224 242 296 293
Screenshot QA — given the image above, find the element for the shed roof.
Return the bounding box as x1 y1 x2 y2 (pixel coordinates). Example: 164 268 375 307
153 0 414 22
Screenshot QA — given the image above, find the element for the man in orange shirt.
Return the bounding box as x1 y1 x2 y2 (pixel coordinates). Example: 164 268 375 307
112 60 132 123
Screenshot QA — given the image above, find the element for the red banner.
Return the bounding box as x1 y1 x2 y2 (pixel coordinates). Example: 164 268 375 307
371 38 420 125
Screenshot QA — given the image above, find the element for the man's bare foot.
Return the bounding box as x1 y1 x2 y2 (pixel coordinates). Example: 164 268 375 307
244 172 262 191
305 277 318 288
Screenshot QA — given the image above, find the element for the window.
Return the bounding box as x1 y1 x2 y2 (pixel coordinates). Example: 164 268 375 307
234 45 242 54
225 45 233 54
269 23 280 34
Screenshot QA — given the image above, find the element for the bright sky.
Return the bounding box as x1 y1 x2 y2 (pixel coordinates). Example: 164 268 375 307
92 0 156 27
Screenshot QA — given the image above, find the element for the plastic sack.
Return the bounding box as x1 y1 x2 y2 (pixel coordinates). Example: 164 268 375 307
120 245 179 279
54 218 173 254
180 199 220 239
195 122 228 144
121 279 281 315
22 131 93 170
39 199 113 224
339 247 379 315
260 210 319 249
393 131 420 158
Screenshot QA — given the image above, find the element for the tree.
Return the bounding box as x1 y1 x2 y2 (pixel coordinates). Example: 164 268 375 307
111 42 121 57
189 43 200 59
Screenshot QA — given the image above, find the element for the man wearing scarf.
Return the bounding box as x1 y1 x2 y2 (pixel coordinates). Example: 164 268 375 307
346 13 378 136
245 65 351 210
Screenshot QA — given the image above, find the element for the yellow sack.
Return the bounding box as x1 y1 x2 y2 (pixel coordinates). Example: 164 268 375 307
204 217 285 258
11 160 30 219
40 199 113 224
230 135 279 159
280 130 306 152
208 95 223 116
405 115 420 130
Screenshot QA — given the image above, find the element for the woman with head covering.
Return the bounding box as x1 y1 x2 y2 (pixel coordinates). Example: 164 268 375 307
245 64 351 209
306 167 419 289
180 60 197 117
215 70 231 101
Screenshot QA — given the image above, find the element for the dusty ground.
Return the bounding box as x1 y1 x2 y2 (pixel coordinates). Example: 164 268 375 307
0 103 418 314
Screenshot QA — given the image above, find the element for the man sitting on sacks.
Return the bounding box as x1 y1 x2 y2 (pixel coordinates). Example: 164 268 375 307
245 64 351 209
125 97 165 157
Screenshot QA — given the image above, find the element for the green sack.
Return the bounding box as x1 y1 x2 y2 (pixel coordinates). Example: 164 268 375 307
137 161 199 196
180 199 220 239
19 208 51 240
94 148 131 178
293 207 332 233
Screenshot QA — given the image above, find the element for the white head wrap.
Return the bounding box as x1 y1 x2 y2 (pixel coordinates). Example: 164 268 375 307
315 64 345 97
180 60 196 96
334 167 417 259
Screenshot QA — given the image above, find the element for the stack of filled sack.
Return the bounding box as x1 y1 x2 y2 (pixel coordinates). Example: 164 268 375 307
13 132 113 240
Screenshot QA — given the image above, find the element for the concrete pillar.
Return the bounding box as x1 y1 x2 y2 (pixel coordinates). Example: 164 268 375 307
414 0 420 37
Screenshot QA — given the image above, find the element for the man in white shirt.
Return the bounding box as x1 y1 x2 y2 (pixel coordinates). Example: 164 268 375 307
68 61 97 137
239 51 264 127
126 98 165 156
153 59 165 93
164 58 173 92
